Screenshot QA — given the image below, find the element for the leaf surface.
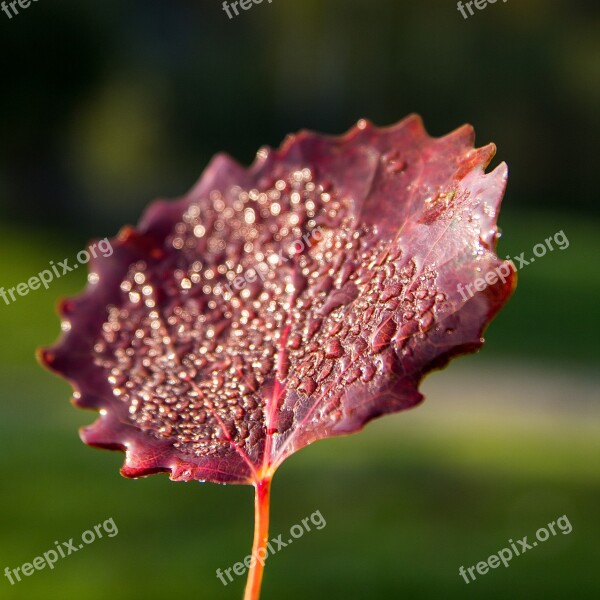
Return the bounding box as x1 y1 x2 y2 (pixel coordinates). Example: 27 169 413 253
40 116 516 484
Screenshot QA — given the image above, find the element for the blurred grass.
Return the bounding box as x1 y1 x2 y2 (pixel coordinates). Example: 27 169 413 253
0 210 598 599
0 363 598 600
492 209 600 364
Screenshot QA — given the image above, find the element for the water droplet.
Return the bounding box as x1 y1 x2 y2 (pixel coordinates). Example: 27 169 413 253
324 338 344 359
381 284 403 303
299 377 317 395
370 318 397 352
316 361 334 382
419 311 434 330
361 363 376 382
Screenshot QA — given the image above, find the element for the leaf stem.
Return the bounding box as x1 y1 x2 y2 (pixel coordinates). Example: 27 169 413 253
244 477 272 600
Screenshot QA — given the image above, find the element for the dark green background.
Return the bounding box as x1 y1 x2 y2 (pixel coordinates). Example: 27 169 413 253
0 1 598 599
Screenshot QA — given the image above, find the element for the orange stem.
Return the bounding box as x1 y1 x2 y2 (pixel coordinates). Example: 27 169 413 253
243 477 272 600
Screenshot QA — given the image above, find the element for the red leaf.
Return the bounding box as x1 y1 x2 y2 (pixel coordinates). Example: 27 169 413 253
40 115 516 485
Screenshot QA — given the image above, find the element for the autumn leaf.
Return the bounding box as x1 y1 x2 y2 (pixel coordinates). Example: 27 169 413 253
39 115 515 599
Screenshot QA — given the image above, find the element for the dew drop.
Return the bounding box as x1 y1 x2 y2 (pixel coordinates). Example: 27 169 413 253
324 338 344 359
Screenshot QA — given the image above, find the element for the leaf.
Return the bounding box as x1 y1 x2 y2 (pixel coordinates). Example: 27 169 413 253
39 115 516 486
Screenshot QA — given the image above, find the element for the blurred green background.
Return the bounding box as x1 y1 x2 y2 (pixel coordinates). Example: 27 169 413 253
0 1 598 599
